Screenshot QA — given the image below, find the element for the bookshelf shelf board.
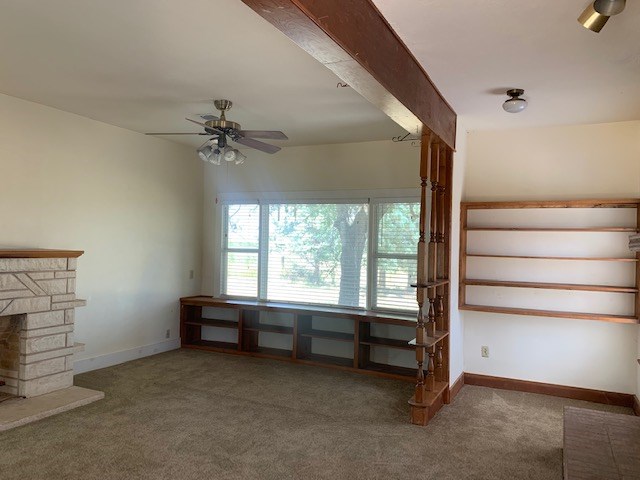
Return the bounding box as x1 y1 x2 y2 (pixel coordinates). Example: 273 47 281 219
299 329 353 342
185 318 238 329
467 254 638 262
463 279 638 294
244 324 293 334
459 304 638 325
408 330 449 348
465 227 637 232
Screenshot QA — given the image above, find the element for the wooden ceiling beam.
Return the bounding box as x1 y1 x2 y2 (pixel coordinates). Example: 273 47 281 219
241 0 457 149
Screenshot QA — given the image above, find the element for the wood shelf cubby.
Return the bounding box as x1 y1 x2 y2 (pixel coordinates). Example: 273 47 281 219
299 329 354 342
460 199 640 324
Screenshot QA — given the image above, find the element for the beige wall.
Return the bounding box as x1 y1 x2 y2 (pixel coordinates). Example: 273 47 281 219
462 121 640 394
0 93 203 369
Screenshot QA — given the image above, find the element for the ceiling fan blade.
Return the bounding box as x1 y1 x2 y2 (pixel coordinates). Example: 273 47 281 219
185 117 224 135
235 136 281 154
239 130 288 140
145 132 210 135
199 114 219 121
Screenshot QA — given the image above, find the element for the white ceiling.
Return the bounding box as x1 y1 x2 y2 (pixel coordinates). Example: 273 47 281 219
373 0 640 131
1 1 637 143
0 0 404 147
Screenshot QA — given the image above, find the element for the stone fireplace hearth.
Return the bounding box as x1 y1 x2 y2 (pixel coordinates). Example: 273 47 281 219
0 249 103 430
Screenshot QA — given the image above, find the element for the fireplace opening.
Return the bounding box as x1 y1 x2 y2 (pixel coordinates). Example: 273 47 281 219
0 314 23 402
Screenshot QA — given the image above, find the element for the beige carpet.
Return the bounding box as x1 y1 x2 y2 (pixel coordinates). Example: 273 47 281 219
0 349 632 480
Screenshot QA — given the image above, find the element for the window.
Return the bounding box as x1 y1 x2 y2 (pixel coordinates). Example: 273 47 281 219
372 202 419 311
222 204 260 297
221 197 419 312
267 203 368 307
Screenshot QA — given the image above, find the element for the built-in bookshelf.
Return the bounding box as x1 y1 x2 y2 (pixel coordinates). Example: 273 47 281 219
459 199 640 324
180 297 423 382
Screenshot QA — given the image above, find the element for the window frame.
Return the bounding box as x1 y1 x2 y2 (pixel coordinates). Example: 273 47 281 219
218 191 419 313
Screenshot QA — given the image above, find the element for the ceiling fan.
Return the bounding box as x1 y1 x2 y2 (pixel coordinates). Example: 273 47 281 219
146 99 288 164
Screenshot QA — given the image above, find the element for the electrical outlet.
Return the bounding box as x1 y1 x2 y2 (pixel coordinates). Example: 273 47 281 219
481 346 489 358
165 329 170 339
189 270 194 280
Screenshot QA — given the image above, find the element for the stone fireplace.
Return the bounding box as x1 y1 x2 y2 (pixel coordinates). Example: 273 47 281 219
0 250 103 430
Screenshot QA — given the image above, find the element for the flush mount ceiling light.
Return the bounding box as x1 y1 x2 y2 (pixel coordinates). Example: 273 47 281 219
502 89 527 113
578 0 626 33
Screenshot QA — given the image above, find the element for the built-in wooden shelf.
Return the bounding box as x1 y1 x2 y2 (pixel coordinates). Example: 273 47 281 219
411 279 449 288
185 318 238 329
360 336 414 350
465 227 637 232
463 279 638 293
244 324 293 334
460 304 639 324
299 329 353 342
180 297 432 383
182 297 416 327
460 199 640 325
408 330 449 348
467 254 639 262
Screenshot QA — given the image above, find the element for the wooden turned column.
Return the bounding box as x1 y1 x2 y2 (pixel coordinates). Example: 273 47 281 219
426 139 440 391
435 295 444 382
427 140 440 331
410 130 453 426
435 143 447 382
412 130 431 409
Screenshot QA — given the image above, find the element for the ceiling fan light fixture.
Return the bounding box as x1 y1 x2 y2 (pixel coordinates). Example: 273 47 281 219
211 150 222 165
578 3 609 32
223 145 237 162
502 89 527 113
234 150 247 165
197 144 213 162
593 0 625 16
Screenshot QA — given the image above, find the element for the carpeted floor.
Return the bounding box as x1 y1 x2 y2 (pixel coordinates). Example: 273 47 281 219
0 349 632 480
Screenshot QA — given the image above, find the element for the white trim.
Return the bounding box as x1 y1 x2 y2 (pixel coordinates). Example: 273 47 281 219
73 338 180 374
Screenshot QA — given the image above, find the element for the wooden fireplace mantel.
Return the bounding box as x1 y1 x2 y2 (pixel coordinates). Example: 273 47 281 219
0 249 84 258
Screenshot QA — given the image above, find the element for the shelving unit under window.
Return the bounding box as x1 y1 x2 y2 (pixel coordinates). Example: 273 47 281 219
180 297 427 381
459 199 640 324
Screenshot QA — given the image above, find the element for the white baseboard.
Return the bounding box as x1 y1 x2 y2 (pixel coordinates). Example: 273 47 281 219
73 338 181 374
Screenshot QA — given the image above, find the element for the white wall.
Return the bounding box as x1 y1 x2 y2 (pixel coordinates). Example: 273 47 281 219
462 121 640 394
449 120 468 385
0 93 203 370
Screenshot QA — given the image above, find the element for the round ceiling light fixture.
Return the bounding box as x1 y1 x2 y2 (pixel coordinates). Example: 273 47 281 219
502 89 527 114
